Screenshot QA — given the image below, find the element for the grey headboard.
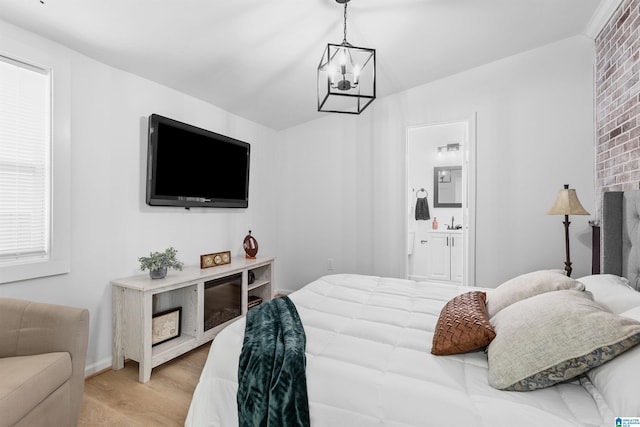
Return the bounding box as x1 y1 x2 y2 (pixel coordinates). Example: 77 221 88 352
603 190 640 290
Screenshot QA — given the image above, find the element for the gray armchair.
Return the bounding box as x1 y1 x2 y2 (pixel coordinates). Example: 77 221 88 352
0 298 89 427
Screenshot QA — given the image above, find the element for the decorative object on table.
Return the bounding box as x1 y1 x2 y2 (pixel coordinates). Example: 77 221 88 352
200 250 231 269
317 0 376 114
138 246 184 279
152 307 182 346
248 270 256 285
243 230 259 259
546 184 590 277
415 188 430 220
248 295 263 310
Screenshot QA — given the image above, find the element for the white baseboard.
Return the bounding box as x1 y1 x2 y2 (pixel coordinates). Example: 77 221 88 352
84 357 112 378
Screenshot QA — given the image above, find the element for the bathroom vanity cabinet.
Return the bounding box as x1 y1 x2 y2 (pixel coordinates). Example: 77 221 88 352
426 231 463 283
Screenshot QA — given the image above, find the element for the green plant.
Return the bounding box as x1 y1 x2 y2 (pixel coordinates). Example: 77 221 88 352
138 247 184 272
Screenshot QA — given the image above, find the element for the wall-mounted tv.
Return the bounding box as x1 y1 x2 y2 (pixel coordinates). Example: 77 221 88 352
146 114 250 208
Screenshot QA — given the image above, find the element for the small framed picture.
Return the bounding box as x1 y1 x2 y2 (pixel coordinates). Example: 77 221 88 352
152 307 182 346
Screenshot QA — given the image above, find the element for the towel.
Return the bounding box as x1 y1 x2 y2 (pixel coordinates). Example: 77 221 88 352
415 197 430 220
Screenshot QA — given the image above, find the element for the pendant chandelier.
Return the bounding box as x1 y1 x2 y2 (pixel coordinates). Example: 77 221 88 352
317 0 376 114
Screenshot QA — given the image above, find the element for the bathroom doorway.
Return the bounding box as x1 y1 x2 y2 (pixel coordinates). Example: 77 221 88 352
406 119 476 285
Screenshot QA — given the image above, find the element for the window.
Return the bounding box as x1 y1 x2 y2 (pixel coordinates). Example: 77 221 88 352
0 55 51 266
0 46 70 284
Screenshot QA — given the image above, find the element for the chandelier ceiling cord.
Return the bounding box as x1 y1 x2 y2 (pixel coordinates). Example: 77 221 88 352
341 1 349 44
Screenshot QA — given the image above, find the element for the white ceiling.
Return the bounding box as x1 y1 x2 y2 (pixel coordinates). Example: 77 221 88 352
0 0 603 130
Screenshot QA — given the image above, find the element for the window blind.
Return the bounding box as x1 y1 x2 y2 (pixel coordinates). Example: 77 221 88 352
0 55 51 264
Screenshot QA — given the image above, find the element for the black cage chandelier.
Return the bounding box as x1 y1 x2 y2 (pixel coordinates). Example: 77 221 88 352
317 0 376 114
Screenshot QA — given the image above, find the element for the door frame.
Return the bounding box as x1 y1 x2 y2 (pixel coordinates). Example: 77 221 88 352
404 115 477 285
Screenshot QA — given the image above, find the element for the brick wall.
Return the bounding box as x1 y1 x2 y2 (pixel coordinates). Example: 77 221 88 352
595 0 640 212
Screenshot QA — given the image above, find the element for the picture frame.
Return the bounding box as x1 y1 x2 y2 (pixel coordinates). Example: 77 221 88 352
152 307 182 346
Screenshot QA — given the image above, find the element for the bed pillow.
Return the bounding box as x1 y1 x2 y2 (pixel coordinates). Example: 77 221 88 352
577 274 640 314
586 305 640 416
486 269 584 318
431 291 496 356
487 290 640 391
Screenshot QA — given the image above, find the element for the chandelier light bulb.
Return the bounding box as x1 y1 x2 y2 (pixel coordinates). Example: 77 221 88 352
328 48 360 91
353 64 361 85
328 65 338 85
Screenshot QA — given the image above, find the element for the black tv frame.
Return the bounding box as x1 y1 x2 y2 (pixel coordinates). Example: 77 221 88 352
146 114 250 209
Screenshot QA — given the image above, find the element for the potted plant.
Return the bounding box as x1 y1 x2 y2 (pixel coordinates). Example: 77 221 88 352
138 247 184 279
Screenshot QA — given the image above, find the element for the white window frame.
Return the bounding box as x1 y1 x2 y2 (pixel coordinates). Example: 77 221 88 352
0 44 70 284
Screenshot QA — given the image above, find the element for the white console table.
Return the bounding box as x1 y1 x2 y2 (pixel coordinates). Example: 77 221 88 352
112 255 274 383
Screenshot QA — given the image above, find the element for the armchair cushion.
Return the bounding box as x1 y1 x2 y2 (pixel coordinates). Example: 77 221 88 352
0 353 71 427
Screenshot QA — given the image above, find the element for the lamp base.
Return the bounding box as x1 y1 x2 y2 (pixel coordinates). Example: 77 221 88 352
563 262 572 277
563 216 572 277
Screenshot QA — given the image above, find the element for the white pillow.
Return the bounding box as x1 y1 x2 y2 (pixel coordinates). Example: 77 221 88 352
488 290 640 391
577 274 640 314
486 270 585 318
587 305 640 416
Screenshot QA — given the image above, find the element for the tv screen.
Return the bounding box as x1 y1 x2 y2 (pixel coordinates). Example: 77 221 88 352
146 114 250 208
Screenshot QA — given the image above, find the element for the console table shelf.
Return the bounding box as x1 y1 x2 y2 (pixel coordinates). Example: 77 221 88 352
249 280 268 291
112 255 274 383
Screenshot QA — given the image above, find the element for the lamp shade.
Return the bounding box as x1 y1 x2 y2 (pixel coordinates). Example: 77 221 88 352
547 185 590 216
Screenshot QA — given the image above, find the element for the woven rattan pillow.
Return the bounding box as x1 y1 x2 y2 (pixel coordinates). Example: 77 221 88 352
431 291 496 356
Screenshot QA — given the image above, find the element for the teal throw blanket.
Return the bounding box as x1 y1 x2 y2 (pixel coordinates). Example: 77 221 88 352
237 296 310 427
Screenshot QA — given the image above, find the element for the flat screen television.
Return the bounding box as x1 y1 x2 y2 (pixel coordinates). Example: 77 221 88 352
146 114 250 208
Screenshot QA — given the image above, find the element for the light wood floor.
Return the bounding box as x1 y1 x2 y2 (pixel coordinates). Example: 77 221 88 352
80 297 288 426
79 343 211 426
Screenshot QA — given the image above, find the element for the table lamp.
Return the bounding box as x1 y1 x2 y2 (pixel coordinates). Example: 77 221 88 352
547 184 590 277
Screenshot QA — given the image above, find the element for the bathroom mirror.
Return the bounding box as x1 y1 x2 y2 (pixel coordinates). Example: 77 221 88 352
434 166 462 207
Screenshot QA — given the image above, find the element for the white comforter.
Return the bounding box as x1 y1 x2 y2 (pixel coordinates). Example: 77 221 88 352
186 274 605 427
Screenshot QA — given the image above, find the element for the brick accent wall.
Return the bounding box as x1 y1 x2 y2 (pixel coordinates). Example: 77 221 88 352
595 0 640 210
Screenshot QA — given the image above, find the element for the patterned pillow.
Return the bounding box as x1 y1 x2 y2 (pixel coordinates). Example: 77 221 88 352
486 270 585 318
488 290 640 391
431 291 496 356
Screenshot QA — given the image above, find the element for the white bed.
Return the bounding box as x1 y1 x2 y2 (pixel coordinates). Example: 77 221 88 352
186 191 640 426
187 273 640 426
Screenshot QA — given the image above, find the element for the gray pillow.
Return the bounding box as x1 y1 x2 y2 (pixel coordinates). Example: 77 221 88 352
486 270 584 318
487 290 640 391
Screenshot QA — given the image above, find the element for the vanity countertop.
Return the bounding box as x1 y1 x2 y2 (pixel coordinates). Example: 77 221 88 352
428 229 463 234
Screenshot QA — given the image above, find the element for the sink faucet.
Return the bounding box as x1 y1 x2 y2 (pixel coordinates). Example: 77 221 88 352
451 216 454 229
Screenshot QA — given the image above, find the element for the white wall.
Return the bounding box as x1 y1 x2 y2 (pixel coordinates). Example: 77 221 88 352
0 20 277 374
0 18 596 373
275 35 595 291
